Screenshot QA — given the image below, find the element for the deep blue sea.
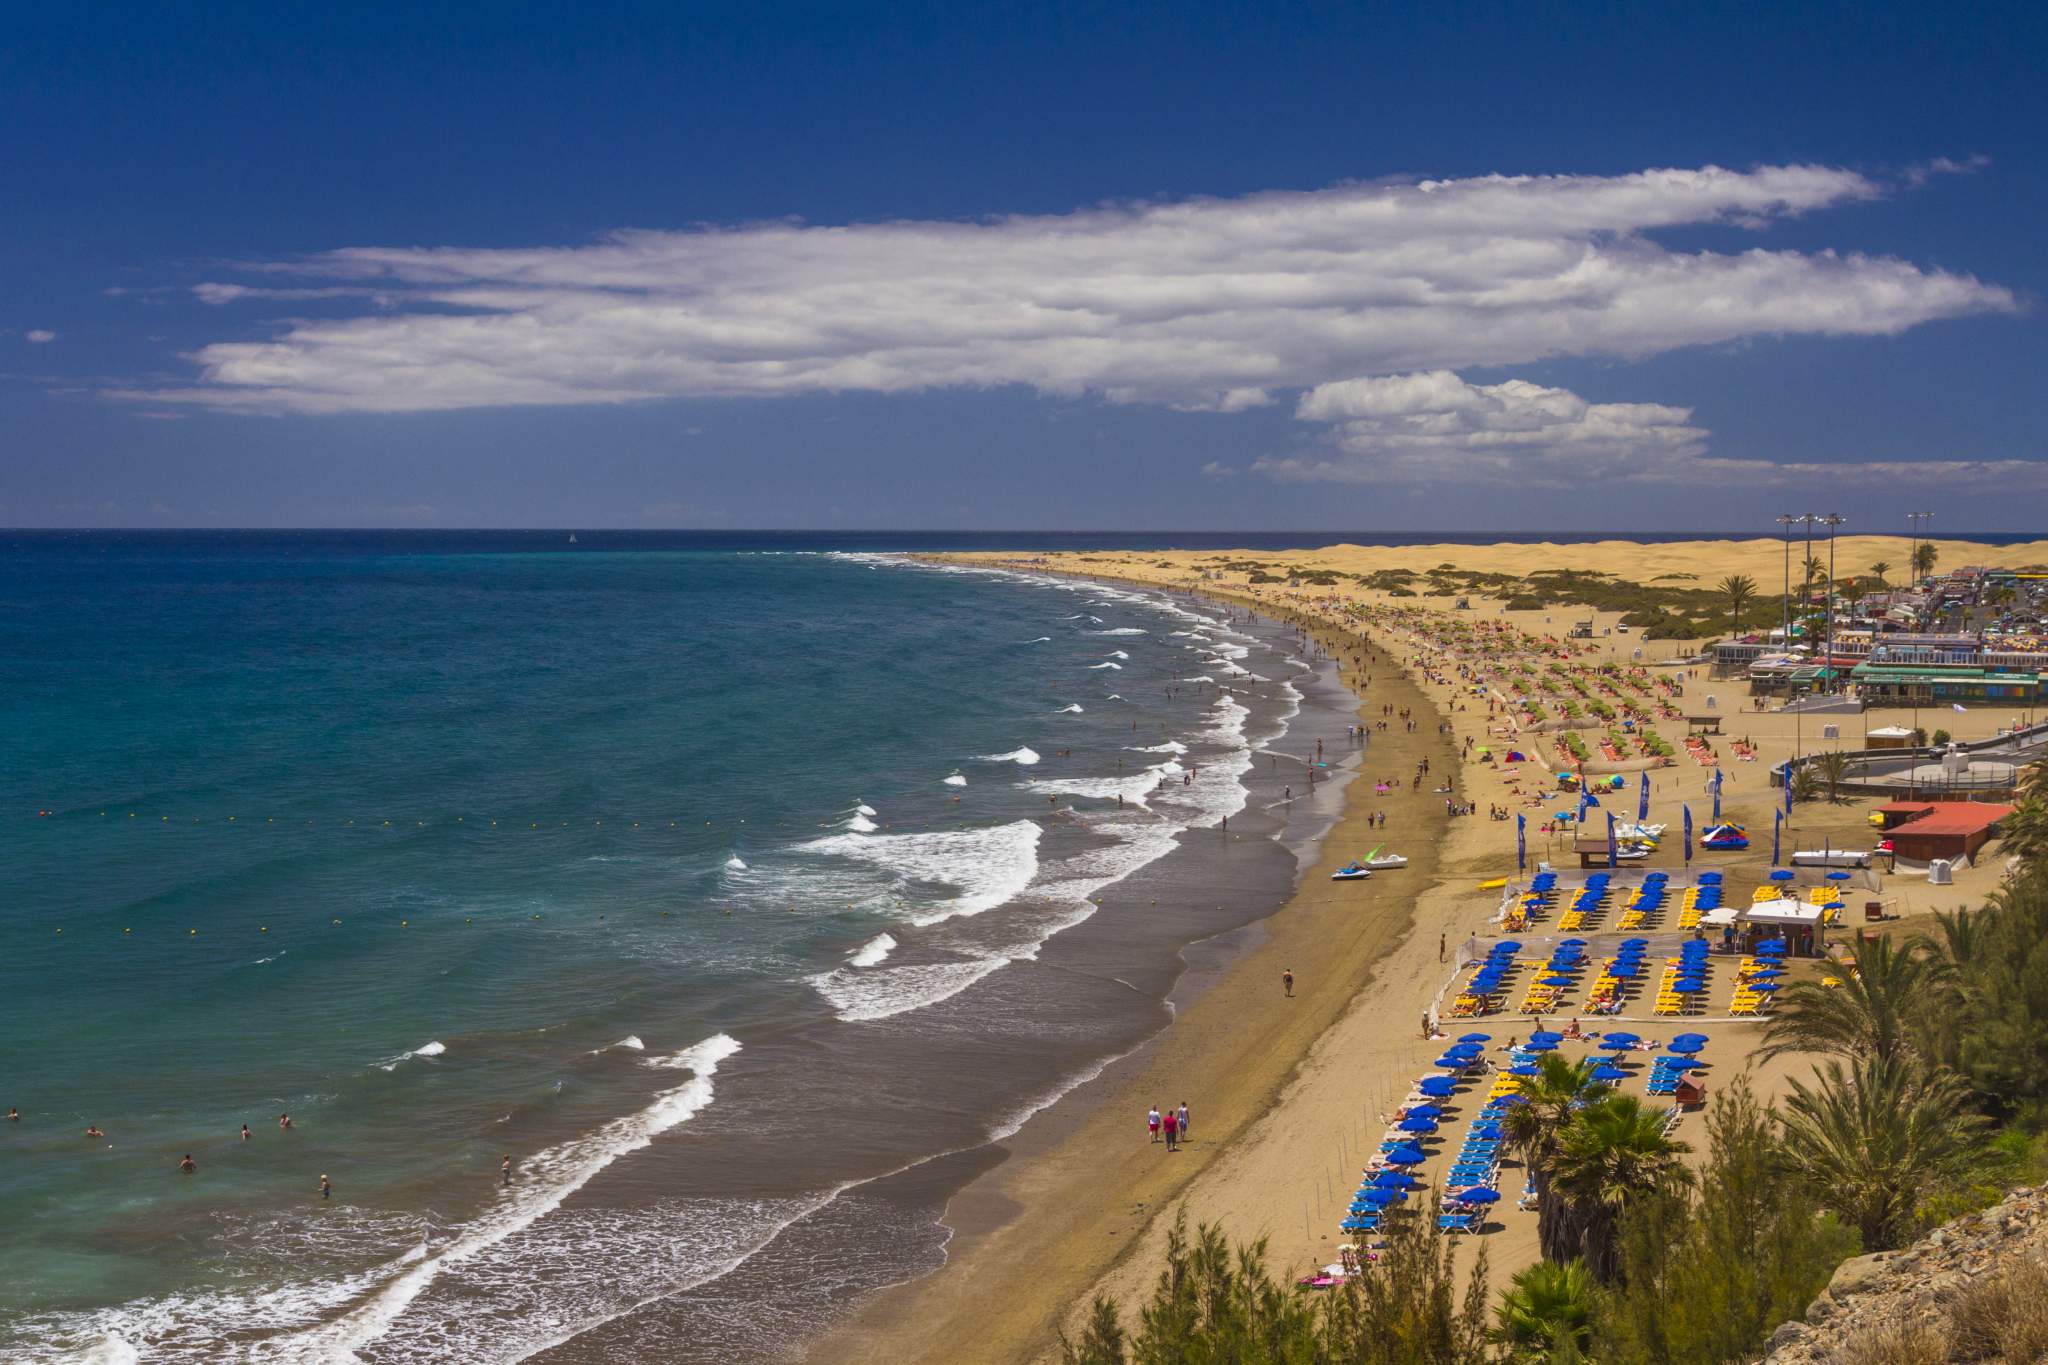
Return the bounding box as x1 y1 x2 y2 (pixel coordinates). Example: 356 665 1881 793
2 533 1390 1362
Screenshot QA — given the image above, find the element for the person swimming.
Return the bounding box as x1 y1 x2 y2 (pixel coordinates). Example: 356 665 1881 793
179 1154 196 1173
84 1125 104 1139
241 1124 251 1141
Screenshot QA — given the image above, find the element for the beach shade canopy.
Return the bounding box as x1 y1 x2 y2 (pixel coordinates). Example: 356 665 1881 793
1559 938 1588 947
1826 871 1852 881
1598 1037 1635 1052
1757 939 1789 953
1751 981 1781 992
1398 1117 1439 1134
1591 1063 1628 1081
1363 1188 1402 1205
1385 1145 1427 1165
1529 1030 1564 1044
1447 1040 1485 1053
1523 1039 1559 1052
1673 980 1706 994
1433 1056 1470 1070
1748 966 1783 978
1403 1105 1444 1121
1669 1037 1706 1054
1496 941 1523 952
1540 975 1574 988
1457 1033 1492 1043
1655 1055 1698 1069
1458 1187 1503 1205
1607 963 1639 978
1620 938 1650 948
1472 1122 1504 1140
1604 1032 1641 1046
1417 1077 1458 1097
1769 869 1796 881
1372 1170 1416 1189
1508 1064 1541 1076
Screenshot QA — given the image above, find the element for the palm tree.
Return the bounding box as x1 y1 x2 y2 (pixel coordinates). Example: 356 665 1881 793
1499 1053 1612 1264
2001 757 2048 865
1492 1260 1595 1362
1777 1056 1988 1251
1788 763 1822 806
1758 936 1943 1065
1718 574 1757 635
1913 542 1939 580
1868 560 1892 589
1802 556 1828 593
1546 1095 1694 1280
1815 749 1852 804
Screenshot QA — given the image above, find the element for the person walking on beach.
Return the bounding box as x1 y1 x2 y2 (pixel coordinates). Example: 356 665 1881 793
1162 1107 1179 1151
1439 933 1446 963
1282 968 1294 997
1177 1102 1190 1141
1148 1106 1161 1143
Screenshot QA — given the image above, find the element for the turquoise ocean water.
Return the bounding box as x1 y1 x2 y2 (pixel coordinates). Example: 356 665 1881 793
2 534 1365 1362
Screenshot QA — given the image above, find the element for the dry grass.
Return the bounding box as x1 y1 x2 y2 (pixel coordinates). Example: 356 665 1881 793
1945 1256 2048 1363
1834 1313 1950 1365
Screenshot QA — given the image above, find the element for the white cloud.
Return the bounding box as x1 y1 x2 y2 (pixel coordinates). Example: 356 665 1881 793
25 329 56 343
1261 370 2048 490
125 164 2013 416
1200 461 1237 477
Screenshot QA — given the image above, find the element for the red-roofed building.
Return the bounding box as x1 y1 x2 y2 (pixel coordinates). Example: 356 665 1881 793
1886 803 2015 864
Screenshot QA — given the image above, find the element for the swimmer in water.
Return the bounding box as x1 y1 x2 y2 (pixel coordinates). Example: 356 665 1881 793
241 1124 251 1141
502 1154 513 1185
179 1154 196 1173
279 1113 293 1130
84 1125 104 1139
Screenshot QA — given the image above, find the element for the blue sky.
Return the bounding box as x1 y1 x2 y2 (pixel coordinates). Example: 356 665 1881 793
4 1 2045 531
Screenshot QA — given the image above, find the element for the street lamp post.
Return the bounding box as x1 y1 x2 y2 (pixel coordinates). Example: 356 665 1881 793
1824 513 1845 692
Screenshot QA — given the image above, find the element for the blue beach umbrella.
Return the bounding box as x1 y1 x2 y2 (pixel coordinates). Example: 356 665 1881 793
1604 1032 1641 1046
1417 1077 1457 1097
1363 1187 1402 1205
1655 1055 1698 1069
1607 963 1639 978
1458 1187 1502 1205
1457 1033 1492 1043
1435 1055 1471 1069
1591 1063 1628 1081
1508 1064 1540 1076
1540 975 1574 988
1669 1039 1705 1054
1522 1039 1558 1052
1471 1123 1503 1140
1372 1171 1416 1189
1399 1117 1438 1134
1386 1146 1427 1166
1751 981 1781 992
1769 869 1796 882
1673 980 1705 994
1598 1037 1634 1052
1529 1030 1564 1044
1404 1104 1444 1119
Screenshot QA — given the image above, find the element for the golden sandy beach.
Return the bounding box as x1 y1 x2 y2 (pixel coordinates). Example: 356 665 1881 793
818 535 2044 1364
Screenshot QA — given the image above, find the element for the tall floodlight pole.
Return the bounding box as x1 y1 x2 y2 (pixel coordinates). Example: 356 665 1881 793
1777 513 1797 647
1824 514 1845 692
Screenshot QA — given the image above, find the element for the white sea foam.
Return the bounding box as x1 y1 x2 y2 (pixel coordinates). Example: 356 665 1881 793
1088 661 1122 670
846 812 879 832
591 1036 646 1054
1089 627 1147 636
1027 758 1182 809
1129 740 1189 754
977 746 1041 765
849 932 898 967
800 821 1041 927
279 1035 743 1360
1109 650 1130 659
725 856 748 871
1023 636 1051 643
1182 674 1216 683
379 1040 447 1071
943 774 967 787
811 958 1010 1023
855 804 877 817
1057 703 1084 713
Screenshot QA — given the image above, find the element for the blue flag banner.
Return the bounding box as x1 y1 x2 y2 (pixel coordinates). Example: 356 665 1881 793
1773 808 1783 864
1682 804 1693 866
1606 812 1617 868
1638 771 1650 822
1516 813 1527 871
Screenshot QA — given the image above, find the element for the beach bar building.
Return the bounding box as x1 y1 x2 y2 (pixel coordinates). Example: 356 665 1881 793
1881 803 2015 864
1849 664 2044 706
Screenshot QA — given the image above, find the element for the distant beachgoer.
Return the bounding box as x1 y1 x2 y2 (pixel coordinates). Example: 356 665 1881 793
1439 934 1446 963
279 1113 293 1131
1148 1106 1162 1143
84 1126 104 1139
179 1154 196 1174
7 1108 16 1123
1162 1108 1179 1151
1177 1102 1190 1140
240 1124 251 1142
502 1155 514 1186
1282 969 1294 997
320 1174 332 1200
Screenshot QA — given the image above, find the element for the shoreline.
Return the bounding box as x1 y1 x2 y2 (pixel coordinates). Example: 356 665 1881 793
815 574 1452 1363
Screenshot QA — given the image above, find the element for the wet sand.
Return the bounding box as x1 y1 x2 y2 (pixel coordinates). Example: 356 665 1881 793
817 585 1453 1363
